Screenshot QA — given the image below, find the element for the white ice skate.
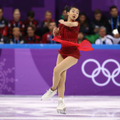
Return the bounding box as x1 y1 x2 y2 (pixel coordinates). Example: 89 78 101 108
41 88 57 101
57 98 66 114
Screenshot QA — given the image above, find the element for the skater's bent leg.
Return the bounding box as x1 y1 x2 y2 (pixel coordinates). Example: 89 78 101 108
41 54 65 101
51 53 64 91
54 53 67 98
51 56 78 90
58 70 67 98
55 53 67 98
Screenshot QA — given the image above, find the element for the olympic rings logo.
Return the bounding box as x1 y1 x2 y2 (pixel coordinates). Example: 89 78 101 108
81 59 120 87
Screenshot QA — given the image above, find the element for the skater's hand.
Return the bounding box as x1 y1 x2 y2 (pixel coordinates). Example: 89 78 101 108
53 27 59 36
59 19 64 24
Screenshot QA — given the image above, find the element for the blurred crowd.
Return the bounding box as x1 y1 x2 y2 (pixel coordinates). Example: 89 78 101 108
0 5 120 45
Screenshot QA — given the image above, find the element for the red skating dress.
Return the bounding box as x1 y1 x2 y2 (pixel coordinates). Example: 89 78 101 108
52 22 93 59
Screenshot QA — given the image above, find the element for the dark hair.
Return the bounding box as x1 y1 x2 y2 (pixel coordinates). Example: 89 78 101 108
110 5 117 11
94 9 102 15
27 25 35 31
27 10 35 18
64 5 79 12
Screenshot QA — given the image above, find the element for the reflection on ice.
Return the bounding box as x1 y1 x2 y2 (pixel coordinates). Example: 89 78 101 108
0 96 120 119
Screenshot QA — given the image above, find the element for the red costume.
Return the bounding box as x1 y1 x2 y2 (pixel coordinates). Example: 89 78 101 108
52 22 93 59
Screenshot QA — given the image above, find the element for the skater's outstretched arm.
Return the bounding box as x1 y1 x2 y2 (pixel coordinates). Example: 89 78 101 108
59 19 78 27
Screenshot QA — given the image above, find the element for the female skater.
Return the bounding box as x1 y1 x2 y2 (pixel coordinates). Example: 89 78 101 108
41 6 93 114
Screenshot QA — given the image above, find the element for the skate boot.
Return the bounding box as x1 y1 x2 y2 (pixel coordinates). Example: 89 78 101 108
41 88 57 101
57 97 66 114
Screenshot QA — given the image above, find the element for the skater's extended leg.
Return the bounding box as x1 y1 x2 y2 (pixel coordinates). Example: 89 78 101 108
55 54 67 98
41 54 64 100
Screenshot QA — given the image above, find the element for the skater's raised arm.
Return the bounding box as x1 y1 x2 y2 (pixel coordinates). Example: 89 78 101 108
59 19 78 27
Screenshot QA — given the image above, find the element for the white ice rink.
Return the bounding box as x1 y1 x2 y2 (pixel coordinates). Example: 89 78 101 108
0 96 120 120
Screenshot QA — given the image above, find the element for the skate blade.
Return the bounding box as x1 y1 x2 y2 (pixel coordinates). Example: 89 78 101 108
57 108 66 114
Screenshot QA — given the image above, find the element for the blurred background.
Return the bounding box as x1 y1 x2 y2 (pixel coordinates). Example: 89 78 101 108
0 0 120 44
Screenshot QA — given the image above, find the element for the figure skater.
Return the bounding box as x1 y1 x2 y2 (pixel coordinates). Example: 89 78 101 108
41 6 93 114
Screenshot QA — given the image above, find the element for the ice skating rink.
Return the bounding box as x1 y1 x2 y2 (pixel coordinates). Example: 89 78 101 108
0 96 120 120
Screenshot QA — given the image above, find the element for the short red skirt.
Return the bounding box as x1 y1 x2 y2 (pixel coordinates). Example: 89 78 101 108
52 36 93 59
59 46 80 59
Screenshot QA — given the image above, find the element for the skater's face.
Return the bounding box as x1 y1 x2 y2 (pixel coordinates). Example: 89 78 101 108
67 8 79 21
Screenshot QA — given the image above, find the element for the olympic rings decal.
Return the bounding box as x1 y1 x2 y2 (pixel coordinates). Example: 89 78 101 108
81 59 120 87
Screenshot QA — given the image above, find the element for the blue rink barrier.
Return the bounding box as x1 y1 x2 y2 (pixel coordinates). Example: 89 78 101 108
0 44 120 49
